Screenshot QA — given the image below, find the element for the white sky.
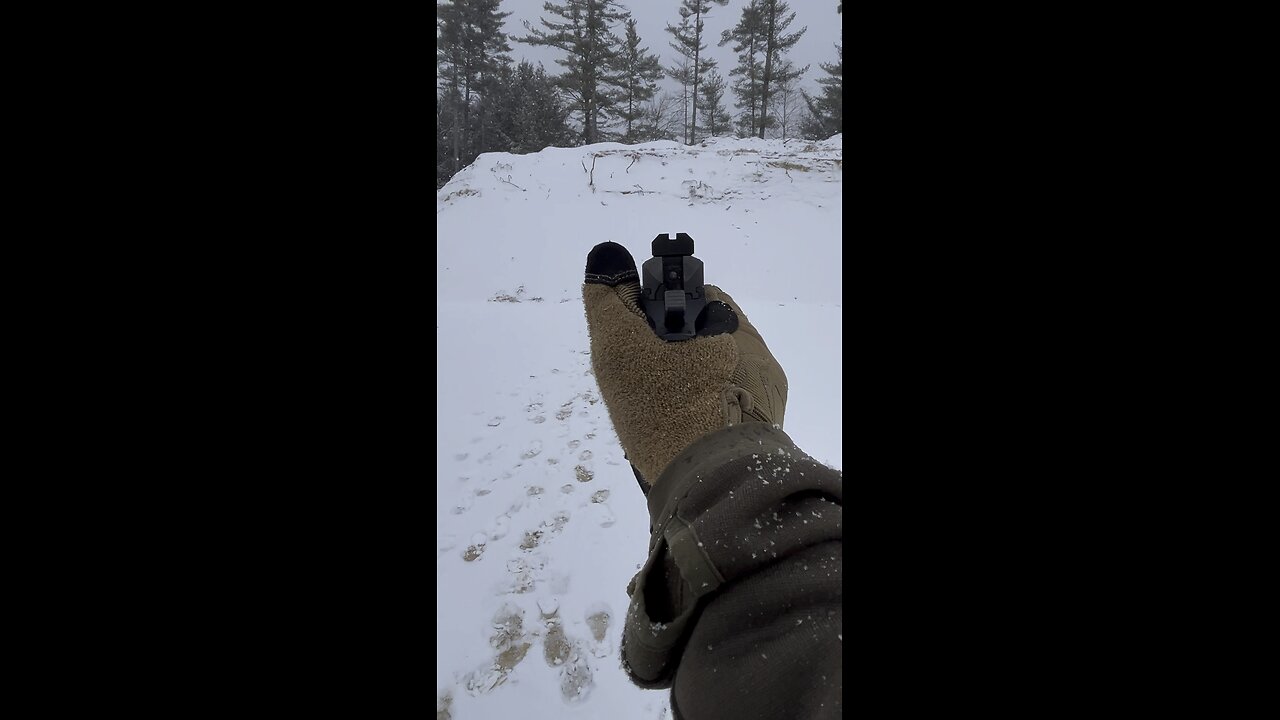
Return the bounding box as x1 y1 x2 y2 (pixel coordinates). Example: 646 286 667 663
437 132 842 718
497 0 843 99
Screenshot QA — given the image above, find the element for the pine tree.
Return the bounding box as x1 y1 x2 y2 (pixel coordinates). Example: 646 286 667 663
697 69 732 139
720 1 764 137
665 7 695 144
515 0 631 145
617 18 664 144
437 0 512 181
437 92 463 189
755 0 807 139
666 0 729 145
487 62 575 154
799 43 841 139
471 1 513 159
437 17 452 188
437 4 464 180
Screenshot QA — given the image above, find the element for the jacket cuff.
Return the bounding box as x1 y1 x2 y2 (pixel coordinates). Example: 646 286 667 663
622 422 838 686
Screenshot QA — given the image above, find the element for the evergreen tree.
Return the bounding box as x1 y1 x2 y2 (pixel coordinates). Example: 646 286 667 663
486 62 576 155
617 18 664 144
720 1 764 137
697 69 732 139
437 18 451 188
437 3 464 180
515 0 631 145
799 43 841 139
665 0 729 144
755 0 806 139
471 2 513 159
436 0 512 182
437 93 463 189
665 8 695 144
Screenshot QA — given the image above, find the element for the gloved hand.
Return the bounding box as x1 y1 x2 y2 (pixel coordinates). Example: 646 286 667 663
583 241 788 487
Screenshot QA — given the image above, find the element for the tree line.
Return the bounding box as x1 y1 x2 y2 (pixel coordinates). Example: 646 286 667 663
438 0 842 189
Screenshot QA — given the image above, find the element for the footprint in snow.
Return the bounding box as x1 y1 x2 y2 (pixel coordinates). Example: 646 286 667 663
521 509 570 550
541 609 595 703
542 610 572 666
520 529 545 550
462 532 488 561
505 556 538 594
585 602 613 658
487 416 503 427
521 441 543 459
546 510 569 533
463 602 532 695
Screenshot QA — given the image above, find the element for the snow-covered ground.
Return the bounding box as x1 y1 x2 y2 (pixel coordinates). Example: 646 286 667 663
436 135 842 720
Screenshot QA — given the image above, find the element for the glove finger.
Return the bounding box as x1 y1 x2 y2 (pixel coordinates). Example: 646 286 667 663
585 241 646 323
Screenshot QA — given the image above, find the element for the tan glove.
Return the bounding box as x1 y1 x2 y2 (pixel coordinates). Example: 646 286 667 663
583 241 788 486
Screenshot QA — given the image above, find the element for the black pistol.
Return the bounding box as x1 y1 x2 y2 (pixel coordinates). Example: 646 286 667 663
641 233 738 341
641 233 705 341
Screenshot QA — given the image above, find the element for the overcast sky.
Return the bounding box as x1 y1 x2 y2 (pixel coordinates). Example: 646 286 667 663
496 0 842 98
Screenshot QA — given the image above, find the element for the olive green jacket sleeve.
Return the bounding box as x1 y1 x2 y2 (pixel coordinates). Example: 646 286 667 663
621 422 843 720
